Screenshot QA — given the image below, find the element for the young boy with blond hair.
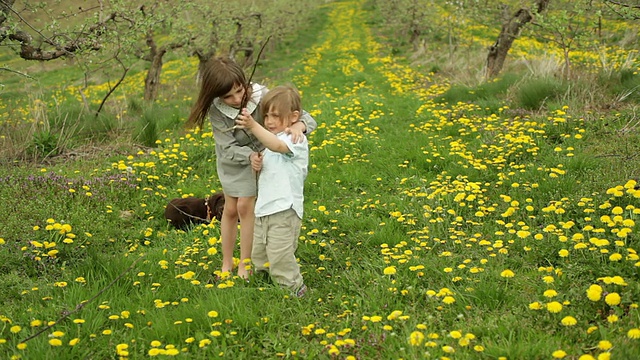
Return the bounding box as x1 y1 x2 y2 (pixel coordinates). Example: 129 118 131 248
235 85 309 297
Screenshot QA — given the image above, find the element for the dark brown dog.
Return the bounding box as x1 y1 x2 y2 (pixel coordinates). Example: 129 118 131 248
164 194 225 230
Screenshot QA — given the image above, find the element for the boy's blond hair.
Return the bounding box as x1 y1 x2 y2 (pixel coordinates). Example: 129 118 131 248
260 85 302 126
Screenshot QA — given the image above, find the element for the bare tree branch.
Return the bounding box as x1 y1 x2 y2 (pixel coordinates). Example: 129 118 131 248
0 66 34 79
95 55 130 117
604 0 640 9
0 0 119 60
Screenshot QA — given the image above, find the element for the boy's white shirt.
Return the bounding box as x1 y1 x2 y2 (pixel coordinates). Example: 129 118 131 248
213 83 265 119
254 132 308 219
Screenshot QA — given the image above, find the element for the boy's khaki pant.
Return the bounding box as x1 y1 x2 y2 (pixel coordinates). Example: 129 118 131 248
252 209 303 292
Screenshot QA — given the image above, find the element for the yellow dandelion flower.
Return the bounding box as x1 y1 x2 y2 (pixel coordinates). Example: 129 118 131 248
387 310 402 320
48 338 62 346
165 348 179 355
442 345 455 353
199 339 212 348
561 316 577 326
529 302 543 310
383 266 397 275
609 253 623 261
605 292 621 306
547 301 563 313
409 331 424 346
610 276 628 286
586 284 603 301
598 352 611 360
552 350 567 358
598 340 612 350
301 324 314 335
578 355 596 360
628 328 640 339
442 296 456 304
500 269 515 278
116 343 129 355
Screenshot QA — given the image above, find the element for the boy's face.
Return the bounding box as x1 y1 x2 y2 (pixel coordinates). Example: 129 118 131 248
264 106 298 134
221 83 245 108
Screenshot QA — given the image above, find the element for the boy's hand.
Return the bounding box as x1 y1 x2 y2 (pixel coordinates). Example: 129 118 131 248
235 108 256 129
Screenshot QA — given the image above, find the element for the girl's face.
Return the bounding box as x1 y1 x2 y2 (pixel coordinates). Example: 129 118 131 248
221 83 245 108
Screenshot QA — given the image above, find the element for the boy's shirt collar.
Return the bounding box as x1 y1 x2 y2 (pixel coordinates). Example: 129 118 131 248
213 83 263 119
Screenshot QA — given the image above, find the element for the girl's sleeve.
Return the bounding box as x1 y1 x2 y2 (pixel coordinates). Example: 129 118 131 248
210 113 254 165
299 110 317 134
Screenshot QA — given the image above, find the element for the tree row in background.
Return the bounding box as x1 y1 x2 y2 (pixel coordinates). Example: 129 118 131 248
370 0 640 79
0 0 324 109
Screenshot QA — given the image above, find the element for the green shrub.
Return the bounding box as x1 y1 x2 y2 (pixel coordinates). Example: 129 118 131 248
437 72 520 104
515 77 565 110
29 130 60 157
136 108 159 148
128 97 144 115
617 68 640 102
79 112 122 141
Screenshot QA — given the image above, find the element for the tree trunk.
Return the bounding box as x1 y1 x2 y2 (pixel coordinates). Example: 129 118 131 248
144 49 166 102
486 0 550 79
143 32 166 102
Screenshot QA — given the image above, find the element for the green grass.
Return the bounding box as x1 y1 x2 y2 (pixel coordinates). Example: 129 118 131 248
2 0 640 359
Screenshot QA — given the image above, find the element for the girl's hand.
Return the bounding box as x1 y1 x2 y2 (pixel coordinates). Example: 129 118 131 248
285 122 306 143
250 152 263 172
235 108 256 129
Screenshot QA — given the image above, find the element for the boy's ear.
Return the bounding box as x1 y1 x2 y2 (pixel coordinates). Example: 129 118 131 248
290 110 301 123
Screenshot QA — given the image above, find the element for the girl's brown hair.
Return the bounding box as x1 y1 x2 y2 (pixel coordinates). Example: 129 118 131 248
186 57 249 129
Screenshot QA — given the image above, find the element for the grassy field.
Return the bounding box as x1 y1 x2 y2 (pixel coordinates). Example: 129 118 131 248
2 0 640 359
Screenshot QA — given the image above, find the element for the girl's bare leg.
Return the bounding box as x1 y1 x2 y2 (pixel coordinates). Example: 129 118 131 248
236 196 256 279
220 195 239 277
